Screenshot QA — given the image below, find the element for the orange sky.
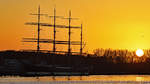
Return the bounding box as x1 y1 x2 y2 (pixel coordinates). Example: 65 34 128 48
1 0 150 53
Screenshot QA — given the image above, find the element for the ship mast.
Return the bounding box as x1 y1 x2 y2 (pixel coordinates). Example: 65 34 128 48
68 10 71 55
53 8 56 53
80 24 83 55
37 6 41 52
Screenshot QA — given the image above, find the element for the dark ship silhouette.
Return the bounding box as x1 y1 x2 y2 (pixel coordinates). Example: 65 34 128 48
0 6 89 76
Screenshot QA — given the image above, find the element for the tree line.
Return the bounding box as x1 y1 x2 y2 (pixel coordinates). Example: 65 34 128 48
92 48 150 64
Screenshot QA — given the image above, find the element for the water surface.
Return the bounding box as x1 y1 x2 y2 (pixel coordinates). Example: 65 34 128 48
0 75 150 84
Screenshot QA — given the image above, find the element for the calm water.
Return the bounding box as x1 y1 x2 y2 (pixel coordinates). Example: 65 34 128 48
1 75 150 84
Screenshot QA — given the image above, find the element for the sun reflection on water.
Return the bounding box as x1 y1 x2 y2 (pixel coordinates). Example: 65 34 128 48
136 76 144 81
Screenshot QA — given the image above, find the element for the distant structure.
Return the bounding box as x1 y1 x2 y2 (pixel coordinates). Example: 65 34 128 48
23 6 84 55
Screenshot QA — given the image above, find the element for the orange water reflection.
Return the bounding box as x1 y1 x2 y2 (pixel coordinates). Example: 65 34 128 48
0 75 150 82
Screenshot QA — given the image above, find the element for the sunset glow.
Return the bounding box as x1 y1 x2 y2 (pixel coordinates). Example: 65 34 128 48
1 0 150 53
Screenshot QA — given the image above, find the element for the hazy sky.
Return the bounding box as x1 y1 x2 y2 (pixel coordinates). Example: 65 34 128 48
1 0 150 53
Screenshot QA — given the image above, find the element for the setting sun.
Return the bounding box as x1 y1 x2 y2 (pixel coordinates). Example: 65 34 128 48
136 49 144 57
